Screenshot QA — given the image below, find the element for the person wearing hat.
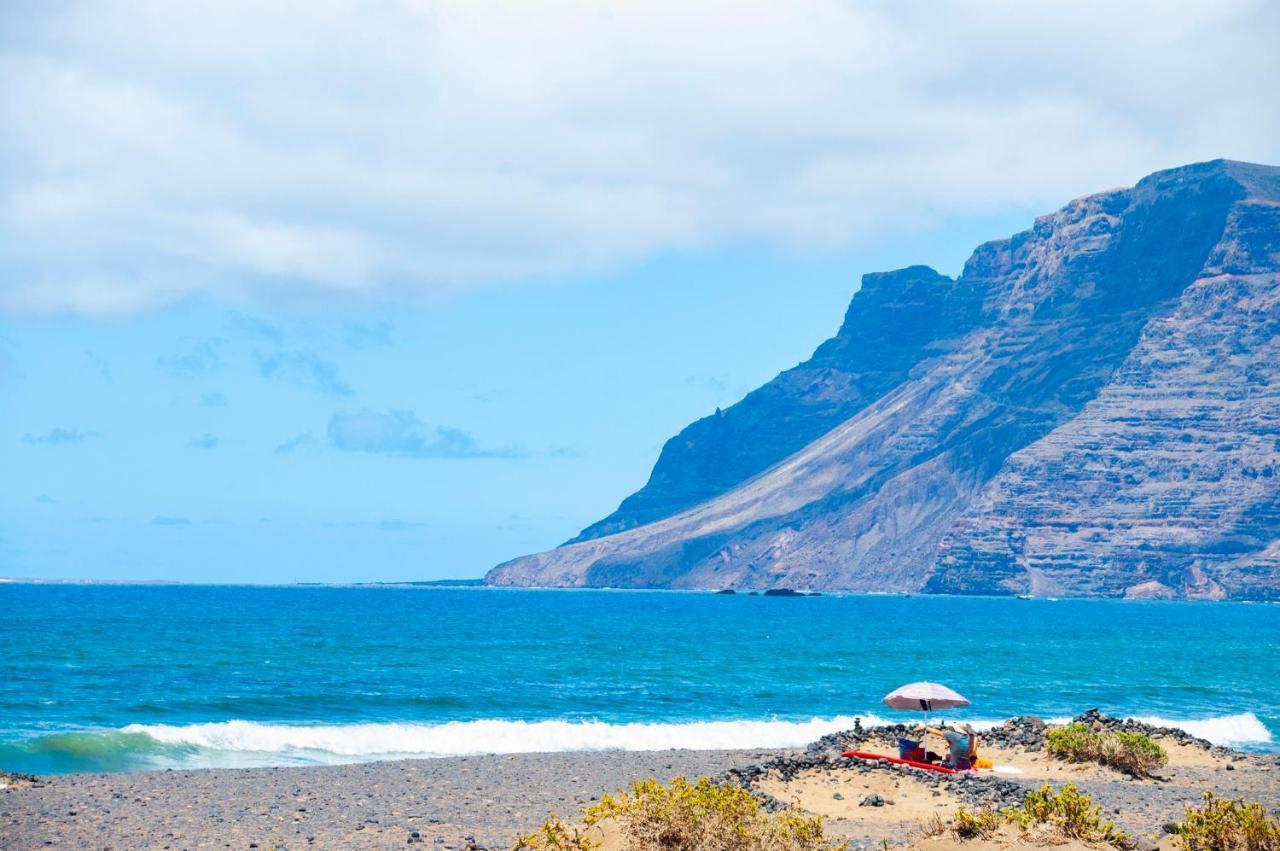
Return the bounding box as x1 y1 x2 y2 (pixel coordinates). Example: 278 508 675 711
924 723 977 770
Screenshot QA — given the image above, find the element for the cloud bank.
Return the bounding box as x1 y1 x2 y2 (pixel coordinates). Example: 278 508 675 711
2 0 1277 315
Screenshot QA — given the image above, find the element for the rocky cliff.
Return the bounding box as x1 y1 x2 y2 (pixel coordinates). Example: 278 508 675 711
488 160 1280 599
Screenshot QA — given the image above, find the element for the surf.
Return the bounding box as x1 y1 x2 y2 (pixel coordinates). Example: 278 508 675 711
4 712 1271 773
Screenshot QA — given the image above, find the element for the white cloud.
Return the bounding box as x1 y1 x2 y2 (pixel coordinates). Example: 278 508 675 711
1 0 1277 314
328 409 528 459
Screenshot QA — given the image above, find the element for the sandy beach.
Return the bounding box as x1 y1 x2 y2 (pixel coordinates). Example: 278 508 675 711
5 716 1278 851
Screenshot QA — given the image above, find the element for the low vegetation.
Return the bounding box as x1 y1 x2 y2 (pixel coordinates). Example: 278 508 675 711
916 812 948 839
513 776 849 851
951 805 1003 840
1011 783 1132 847
950 783 1132 849
1046 723 1105 762
513 813 600 851
1046 723 1168 778
1176 792 1280 851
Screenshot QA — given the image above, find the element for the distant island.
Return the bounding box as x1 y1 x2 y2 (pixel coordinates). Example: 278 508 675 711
488 159 1280 600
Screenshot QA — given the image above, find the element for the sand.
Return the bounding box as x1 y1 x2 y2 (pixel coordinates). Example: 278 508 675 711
4 726 1278 851
756 764 965 838
765 729 1279 843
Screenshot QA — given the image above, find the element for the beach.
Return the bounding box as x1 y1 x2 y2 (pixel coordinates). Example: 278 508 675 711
3 749 777 850
4 589 1278 848
6 716 1279 851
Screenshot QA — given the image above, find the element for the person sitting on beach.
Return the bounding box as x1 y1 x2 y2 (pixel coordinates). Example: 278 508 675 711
924 723 977 770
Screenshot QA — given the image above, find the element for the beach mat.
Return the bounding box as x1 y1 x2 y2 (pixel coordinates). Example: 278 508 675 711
842 750 957 773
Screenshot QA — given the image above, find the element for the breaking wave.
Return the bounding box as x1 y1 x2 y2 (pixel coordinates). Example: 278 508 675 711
121 715 881 762
4 712 1271 772
1126 712 1273 747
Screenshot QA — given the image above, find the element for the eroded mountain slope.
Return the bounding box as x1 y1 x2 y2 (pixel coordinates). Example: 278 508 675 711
487 160 1280 599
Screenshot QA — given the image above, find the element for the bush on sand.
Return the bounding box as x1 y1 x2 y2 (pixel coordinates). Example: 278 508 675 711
1176 791 1280 851
950 783 1132 849
515 776 848 851
1046 723 1167 778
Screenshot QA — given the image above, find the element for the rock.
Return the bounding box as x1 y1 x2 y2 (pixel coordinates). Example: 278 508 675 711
486 160 1280 600
832 792 844 800
1136 839 1160 851
859 794 885 807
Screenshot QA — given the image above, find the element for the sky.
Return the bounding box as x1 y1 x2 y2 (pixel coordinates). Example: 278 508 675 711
2 1 1278 582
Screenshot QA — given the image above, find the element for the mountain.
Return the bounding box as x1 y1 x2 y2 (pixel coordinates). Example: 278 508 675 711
487 160 1280 600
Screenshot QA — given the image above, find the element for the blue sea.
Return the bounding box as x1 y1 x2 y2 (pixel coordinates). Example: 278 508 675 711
2 584 1278 775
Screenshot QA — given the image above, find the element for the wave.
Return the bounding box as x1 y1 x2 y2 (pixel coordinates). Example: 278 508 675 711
1126 712 1273 747
110 711 1280 755
6 711 1272 772
123 715 883 761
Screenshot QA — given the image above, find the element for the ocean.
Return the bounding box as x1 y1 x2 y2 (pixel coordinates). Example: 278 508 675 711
2 584 1277 774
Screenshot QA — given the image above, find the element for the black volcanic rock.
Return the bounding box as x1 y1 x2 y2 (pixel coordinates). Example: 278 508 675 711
488 160 1280 600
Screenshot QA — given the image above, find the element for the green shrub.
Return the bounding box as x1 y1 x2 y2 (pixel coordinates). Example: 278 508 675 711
1105 731 1168 778
1012 783 1131 847
950 784 1131 849
1177 791 1280 851
1045 724 1168 778
1046 723 1105 763
516 776 848 851
513 813 599 851
952 806 1003 839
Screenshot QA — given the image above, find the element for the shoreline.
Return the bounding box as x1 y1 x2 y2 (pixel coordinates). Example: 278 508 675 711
4 709 1275 778
5 715 1279 851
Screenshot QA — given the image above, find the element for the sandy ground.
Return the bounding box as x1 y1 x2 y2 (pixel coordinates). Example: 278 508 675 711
4 730 1278 851
762 730 1279 843
911 825 1182 851
757 764 964 839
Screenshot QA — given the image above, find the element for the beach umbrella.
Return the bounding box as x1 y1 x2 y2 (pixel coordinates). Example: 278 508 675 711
882 681 970 714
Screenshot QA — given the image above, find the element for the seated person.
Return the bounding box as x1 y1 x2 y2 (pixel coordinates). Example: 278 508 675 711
924 723 977 770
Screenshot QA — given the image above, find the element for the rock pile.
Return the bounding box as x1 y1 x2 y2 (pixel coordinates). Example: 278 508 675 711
1070 709 1228 755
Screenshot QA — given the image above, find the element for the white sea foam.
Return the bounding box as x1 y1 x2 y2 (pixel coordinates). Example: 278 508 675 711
117 711 1273 766
122 715 887 761
1126 712 1273 747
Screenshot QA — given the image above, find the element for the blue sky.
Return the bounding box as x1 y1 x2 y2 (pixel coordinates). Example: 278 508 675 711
3 1 1278 581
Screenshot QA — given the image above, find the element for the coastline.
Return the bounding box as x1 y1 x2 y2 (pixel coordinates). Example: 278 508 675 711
10 576 1280 608
5 717 1279 851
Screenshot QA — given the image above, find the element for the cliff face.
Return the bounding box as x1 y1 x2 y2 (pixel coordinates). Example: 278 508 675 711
570 264 987 542
488 160 1280 599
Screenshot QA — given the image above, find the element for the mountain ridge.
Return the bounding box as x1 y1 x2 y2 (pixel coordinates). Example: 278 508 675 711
488 159 1280 599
